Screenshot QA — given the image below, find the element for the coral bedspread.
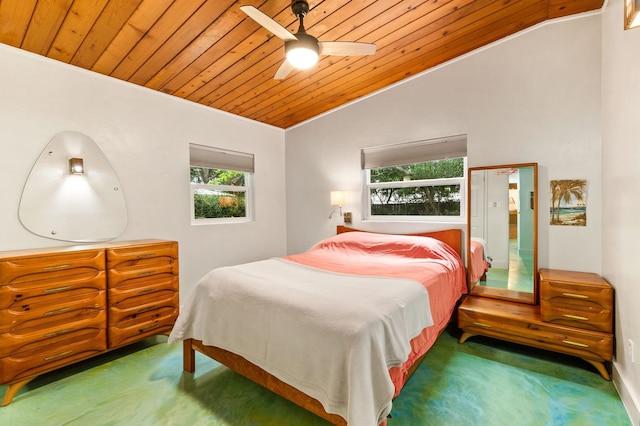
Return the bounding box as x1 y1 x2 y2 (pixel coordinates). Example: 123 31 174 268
287 232 467 396
169 231 465 425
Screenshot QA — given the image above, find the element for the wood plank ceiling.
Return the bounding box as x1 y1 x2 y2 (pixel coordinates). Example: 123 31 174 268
0 0 604 129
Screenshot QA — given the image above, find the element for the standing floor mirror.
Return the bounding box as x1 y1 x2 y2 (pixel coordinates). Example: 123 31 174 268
467 163 538 304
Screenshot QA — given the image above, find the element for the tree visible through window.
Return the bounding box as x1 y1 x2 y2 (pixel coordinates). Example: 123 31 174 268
189 144 254 224
366 158 465 218
190 167 247 219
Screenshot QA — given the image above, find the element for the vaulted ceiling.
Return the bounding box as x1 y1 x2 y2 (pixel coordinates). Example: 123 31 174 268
0 0 604 129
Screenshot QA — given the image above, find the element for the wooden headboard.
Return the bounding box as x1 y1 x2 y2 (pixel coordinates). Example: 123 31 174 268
336 225 463 258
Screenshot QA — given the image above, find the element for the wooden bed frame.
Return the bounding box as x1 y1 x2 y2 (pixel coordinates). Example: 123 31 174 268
182 226 463 425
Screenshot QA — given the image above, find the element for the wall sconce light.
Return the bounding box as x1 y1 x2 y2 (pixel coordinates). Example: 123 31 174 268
626 0 640 30
69 157 84 175
329 191 347 219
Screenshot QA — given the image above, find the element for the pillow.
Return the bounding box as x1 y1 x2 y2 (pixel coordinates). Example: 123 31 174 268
311 231 456 261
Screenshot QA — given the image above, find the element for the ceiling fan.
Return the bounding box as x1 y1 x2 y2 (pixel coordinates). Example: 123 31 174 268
240 1 376 80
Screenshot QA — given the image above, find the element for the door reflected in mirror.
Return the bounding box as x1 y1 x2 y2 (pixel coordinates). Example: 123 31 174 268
467 163 538 304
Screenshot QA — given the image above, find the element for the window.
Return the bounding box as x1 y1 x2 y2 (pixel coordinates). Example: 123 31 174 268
362 136 467 221
189 144 254 224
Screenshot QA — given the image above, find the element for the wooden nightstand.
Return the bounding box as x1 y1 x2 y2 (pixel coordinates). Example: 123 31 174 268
539 269 613 333
459 269 614 380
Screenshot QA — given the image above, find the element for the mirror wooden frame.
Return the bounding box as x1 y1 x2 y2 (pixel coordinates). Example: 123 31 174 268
467 163 538 304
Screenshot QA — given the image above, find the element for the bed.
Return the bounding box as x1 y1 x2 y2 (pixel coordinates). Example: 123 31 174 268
168 226 466 425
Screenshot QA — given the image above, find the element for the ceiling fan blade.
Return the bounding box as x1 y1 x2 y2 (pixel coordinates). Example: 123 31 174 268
274 60 295 80
240 6 297 41
318 41 376 56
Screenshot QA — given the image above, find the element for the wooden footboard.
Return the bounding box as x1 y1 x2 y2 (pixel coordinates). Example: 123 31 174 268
183 337 433 426
183 338 347 425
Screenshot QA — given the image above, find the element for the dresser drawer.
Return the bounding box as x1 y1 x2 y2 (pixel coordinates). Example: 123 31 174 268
0 290 105 334
1 286 104 318
0 328 107 383
0 270 105 310
459 299 612 362
107 260 178 288
108 306 178 348
106 242 178 269
0 315 105 357
108 273 177 302
540 299 612 332
0 304 105 335
0 250 105 285
108 291 179 326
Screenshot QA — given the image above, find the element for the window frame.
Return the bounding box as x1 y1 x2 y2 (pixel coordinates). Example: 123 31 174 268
362 137 467 223
189 144 254 225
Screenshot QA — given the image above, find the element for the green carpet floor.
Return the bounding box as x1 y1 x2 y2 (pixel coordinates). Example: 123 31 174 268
0 326 630 426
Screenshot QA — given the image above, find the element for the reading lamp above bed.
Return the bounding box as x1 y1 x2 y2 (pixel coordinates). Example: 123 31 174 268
329 190 347 219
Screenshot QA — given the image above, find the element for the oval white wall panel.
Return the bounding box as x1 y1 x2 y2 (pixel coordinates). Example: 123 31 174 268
19 131 127 242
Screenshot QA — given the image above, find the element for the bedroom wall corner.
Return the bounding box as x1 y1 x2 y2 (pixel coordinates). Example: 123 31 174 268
601 0 640 424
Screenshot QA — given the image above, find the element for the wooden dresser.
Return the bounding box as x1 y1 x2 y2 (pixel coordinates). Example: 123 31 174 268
0 239 179 405
459 269 614 380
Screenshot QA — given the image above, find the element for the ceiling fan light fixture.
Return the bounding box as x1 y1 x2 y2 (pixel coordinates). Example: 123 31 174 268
285 34 319 69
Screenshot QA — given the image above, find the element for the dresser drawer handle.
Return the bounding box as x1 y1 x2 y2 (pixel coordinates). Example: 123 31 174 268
137 306 158 314
43 307 72 316
562 340 589 348
562 314 589 321
43 286 73 294
44 350 73 361
137 288 157 295
562 292 589 299
42 263 72 271
139 323 159 333
44 328 74 338
136 253 156 259
473 322 492 328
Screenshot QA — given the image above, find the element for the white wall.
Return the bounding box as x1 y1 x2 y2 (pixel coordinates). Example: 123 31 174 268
0 44 287 297
286 13 603 272
601 0 640 423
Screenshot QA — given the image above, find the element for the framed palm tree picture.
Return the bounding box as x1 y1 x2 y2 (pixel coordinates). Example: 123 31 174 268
550 179 587 226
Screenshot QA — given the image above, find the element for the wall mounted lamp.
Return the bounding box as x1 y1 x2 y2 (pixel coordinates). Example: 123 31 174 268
329 191 347 219
626 0 640 30
20 131 127 243
69 157 84 175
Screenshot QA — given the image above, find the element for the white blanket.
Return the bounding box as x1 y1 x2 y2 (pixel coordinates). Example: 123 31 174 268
168 258 432 425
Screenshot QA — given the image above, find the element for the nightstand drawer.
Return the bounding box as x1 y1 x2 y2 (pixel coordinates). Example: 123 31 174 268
540 280 612 310
540 299 612 332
